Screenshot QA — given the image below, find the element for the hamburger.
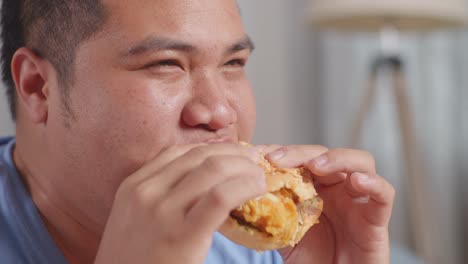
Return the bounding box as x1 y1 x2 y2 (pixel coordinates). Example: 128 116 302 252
219 143 323 251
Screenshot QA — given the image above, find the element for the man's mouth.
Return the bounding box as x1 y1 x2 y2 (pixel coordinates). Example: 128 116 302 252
202 136 237 144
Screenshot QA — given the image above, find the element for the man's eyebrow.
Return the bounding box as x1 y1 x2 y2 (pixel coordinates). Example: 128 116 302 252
124 37 196 56
226 36 255 55
123 35 255 57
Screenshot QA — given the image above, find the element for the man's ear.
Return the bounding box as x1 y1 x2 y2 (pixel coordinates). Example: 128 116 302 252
11 47 52 124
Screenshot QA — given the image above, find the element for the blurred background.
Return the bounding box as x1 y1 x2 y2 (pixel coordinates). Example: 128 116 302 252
1 0 468 263
239 0 467 263
0 92 12 136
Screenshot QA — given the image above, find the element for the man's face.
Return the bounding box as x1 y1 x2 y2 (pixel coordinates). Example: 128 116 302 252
46 0 256 226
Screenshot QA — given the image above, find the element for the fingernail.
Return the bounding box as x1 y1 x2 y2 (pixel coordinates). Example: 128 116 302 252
248 148 262 162
253 145 267 152
267 149 286 161
356 173 370 184
252 145 268 156
313 154 328 167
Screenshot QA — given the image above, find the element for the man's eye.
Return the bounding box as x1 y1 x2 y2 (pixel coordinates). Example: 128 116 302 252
225 59 246 67
158 60 180 67
145 59 182 69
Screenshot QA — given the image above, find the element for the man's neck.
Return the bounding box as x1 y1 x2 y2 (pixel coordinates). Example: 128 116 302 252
13 145 101 264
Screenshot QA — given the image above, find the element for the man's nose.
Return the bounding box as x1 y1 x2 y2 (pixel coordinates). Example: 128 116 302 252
181 73 237 131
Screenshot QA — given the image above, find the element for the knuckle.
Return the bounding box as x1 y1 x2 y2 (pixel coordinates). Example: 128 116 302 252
153 199 172 220
270 144 283 149
362 150 375 161
279 146 292 153
202 156 229 174
256 144 283 153
377 174 396 201
329 148 346 156
117 178 134 194
132 183 156 207
116 176 139 199
314 145 329 154
362 151 377 170
163 144 181 155
186 146 209 160
322 149 336 162
208 187 230 209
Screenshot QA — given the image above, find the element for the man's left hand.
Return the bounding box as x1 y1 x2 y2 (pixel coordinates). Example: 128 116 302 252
259 145 395 264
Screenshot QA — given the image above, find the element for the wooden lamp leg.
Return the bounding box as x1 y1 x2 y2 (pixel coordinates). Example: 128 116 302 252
351 69 378 148
352 56 434 262
392 65 433 263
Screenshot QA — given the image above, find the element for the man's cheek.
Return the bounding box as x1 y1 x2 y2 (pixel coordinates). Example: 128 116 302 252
236 100 257 139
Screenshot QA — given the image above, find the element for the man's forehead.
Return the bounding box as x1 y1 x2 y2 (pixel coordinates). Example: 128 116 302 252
121 35 254 58
97 0 246 53
101 0 242 34
101 0 240 17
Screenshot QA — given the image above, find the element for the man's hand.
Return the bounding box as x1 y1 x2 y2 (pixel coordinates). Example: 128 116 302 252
94 144 266 264
261 145 395 264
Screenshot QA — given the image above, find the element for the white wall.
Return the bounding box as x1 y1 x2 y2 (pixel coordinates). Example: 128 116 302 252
0 90 14 137
238 0 322 145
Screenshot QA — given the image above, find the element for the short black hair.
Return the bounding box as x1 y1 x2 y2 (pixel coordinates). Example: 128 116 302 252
1 0 107 121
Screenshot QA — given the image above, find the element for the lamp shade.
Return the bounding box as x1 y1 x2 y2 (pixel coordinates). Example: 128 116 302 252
308 0 468 31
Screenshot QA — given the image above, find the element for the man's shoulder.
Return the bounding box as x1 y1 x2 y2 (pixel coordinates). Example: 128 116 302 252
0 215 28 263
0 137 14 166
0 136 29 263
0 136 14 147
0 137 15 194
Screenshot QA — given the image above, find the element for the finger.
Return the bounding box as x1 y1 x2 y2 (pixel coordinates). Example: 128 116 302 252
314 172 347 187
185 172 267 238
306 148 377 176
132 144 204 183
167 155 265 211
349 172 395 226
137 144 262 200
265 145 328 168
253 144 283 154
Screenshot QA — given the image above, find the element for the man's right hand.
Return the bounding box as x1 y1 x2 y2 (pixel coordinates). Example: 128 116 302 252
94 144 266 264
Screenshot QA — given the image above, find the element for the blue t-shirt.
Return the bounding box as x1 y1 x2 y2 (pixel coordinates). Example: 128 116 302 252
0 137 282 264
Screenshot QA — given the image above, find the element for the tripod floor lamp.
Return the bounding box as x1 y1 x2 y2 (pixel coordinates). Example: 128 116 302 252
307 1 468 263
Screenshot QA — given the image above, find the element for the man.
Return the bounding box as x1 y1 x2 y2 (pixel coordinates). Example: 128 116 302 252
0 0 395 263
